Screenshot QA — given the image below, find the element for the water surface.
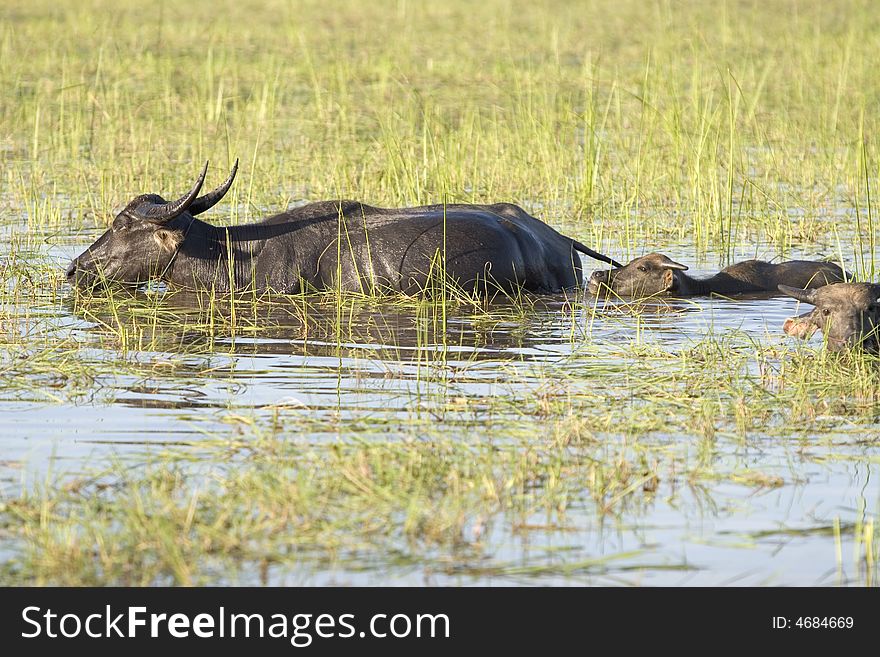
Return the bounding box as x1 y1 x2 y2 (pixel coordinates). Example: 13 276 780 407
0 232 876 586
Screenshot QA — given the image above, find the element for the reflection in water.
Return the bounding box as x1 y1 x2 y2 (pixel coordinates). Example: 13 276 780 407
69 290 595 361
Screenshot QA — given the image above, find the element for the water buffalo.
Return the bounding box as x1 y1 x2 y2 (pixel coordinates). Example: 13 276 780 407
780 283 880 352
66 162 621 295
587 252 844 297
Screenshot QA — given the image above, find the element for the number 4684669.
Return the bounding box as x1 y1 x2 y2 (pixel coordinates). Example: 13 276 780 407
796 617 853 629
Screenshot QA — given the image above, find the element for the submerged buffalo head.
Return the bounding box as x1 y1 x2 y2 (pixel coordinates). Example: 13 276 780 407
780 283 880 353
66 161 238 290
587 253 688 296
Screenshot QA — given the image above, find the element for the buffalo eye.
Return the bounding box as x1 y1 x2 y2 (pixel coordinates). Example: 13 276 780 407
822 309 831 316
112 215 131 231
637 265 648 273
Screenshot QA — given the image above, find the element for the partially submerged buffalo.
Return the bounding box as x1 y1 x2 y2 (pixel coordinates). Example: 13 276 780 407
587 252 844 297
66 162 621 295
780 283 880 352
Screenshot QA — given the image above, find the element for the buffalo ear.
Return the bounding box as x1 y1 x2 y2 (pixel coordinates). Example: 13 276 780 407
658 256 688 271
661 268 677 292
153 228 185 252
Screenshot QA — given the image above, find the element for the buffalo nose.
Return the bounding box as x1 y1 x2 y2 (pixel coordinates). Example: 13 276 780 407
65 261 76 280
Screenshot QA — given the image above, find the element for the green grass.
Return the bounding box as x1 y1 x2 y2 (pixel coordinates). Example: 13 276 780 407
4 0 880 263
1 281 878 584
0 0 879 586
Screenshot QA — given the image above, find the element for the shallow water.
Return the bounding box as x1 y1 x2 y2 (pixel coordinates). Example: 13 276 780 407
1 231 877 586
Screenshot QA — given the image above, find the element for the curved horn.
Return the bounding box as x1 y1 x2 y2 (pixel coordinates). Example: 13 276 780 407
133 161 209 223
778 284 818 305
189 158 239 216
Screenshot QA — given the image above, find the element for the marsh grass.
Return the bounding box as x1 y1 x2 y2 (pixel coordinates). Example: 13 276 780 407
5 0 880 261
2 329 879 585
1 0 880 585
4 278 880 584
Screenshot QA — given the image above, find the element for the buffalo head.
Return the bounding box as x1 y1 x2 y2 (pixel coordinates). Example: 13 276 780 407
587 253 688 296
66 161 238 290
780 282 880 353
